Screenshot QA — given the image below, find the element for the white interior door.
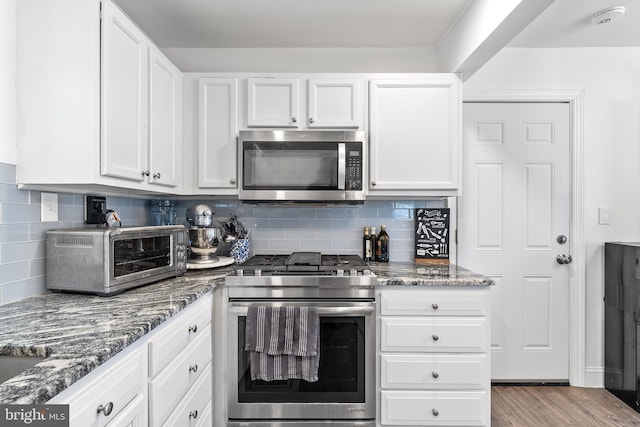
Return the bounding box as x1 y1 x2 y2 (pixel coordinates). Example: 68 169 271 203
459 102 571 381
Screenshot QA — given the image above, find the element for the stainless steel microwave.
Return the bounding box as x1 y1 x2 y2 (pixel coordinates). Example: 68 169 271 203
46 225 188 295
238 130 366 203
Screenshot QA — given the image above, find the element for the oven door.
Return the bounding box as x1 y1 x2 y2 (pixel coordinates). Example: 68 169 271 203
227 300 375 422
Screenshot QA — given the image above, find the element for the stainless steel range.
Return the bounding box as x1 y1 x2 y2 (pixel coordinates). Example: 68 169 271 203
224 252 376 427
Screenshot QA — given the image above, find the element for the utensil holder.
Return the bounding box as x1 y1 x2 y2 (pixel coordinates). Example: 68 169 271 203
230 239 251 264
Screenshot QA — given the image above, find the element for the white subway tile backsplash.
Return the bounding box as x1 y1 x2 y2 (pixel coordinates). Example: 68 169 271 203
0 162 447 305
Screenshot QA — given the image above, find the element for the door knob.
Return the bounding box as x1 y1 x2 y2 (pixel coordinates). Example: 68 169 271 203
556 254 573 265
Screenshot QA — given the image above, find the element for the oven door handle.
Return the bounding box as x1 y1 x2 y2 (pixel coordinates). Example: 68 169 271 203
227 305 375 315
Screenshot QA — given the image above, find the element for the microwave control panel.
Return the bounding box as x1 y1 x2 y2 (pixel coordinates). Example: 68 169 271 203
345 142 363 191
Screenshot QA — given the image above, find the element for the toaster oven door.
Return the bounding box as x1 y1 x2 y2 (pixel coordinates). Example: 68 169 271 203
109 231 176 289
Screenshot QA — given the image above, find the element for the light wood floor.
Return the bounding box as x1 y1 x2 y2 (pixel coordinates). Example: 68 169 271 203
492 386 640 426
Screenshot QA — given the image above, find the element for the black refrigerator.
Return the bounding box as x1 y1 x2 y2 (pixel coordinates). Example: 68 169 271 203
605 242 640 411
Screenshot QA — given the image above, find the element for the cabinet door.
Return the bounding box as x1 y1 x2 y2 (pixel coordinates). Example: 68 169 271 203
247 78 299 127
148 47 181 188
104 394 146 427
369 76 460 194
307 78 361 128
100 0 148 182
198 78 238 188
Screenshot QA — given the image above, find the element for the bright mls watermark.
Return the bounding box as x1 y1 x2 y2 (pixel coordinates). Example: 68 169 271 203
0 405 69 426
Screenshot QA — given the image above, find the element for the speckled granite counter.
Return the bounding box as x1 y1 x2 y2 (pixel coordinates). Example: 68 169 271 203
370 262 494 287
0 261 490 405
0 267 233 405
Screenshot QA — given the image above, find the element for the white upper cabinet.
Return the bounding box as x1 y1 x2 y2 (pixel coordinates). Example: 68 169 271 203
198 78 238 189
16 0 182 194
148 48 182 188
245 77 364 129
369 75 461 197
101 0 148 183
247 78 299 128
307 78 361 128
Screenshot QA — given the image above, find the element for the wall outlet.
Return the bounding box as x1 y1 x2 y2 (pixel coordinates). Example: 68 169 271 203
85 195 107 224
598 207 610 225
41 192 59 222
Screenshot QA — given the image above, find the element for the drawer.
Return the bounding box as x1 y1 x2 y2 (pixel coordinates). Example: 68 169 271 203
380 354 488 390
149 293 212 377
380 317 487 353
162 363 212 427
68 348 144 427
380 289 488 316
380 390 489 426
149 324 212 426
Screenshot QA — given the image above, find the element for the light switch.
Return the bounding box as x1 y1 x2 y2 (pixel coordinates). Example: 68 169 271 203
41 192 59 222
598 207 610 225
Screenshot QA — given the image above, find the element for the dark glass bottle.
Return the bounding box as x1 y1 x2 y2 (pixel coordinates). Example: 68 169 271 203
376 225 390 262
363 226 371 262
369 227 377 263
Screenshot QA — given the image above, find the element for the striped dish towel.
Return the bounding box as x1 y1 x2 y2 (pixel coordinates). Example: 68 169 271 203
245 305 320 382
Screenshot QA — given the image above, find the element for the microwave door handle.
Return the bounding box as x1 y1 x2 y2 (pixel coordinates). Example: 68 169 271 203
338 143 346 190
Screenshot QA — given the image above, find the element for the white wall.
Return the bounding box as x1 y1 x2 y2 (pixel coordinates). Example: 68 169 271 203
1 0 16 165
163 47 438 73
465 47 640 385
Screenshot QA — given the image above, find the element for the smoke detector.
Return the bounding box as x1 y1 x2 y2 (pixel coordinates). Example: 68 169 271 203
591 6 626 25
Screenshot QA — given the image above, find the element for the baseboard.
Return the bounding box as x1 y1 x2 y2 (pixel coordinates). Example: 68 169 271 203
584 366 604 388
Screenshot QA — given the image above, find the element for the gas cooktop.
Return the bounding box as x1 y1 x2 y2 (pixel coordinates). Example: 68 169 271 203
235 252 370 274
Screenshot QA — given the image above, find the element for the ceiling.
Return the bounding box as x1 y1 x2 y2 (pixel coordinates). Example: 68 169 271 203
113 0 639 51
510 0 640 47
112 0 472 49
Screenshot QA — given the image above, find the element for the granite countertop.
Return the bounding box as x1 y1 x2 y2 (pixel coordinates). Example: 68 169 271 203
0 261 490 405
370 262 494 287
0 267 232 405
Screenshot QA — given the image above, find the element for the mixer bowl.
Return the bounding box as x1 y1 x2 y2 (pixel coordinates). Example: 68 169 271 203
188 227 222 260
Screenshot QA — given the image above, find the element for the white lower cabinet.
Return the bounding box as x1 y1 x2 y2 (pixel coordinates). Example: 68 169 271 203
48 344 146 427
380 391 488 426
47 293 213 427
377 288 490 426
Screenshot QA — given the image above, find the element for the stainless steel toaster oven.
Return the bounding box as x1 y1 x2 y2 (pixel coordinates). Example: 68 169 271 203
46 225 188 295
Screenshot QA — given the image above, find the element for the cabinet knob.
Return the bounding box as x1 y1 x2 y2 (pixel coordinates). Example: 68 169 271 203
189 364 198 374
432 303 439 310
153 172 161 179
189 410 198 420
291 117 297 123
188 325 198 333
141 170 150 177
309 117 315 124
97 402 114 416
230 178 237 185
432 408 439 417
371 181 377 186
432 334 439 342
432 371 439 379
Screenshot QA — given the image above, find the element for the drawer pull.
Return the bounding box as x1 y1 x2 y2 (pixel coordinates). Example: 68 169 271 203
432 334 439 342
432 303 439 310
431 371 439 379
189 364 198 374
432 408 439 417
97 402 114 416
188 325 198 334
189 410 198 420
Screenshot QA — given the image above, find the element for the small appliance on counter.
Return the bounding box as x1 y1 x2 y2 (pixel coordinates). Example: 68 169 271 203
46 225 188 295
185 204 234 269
